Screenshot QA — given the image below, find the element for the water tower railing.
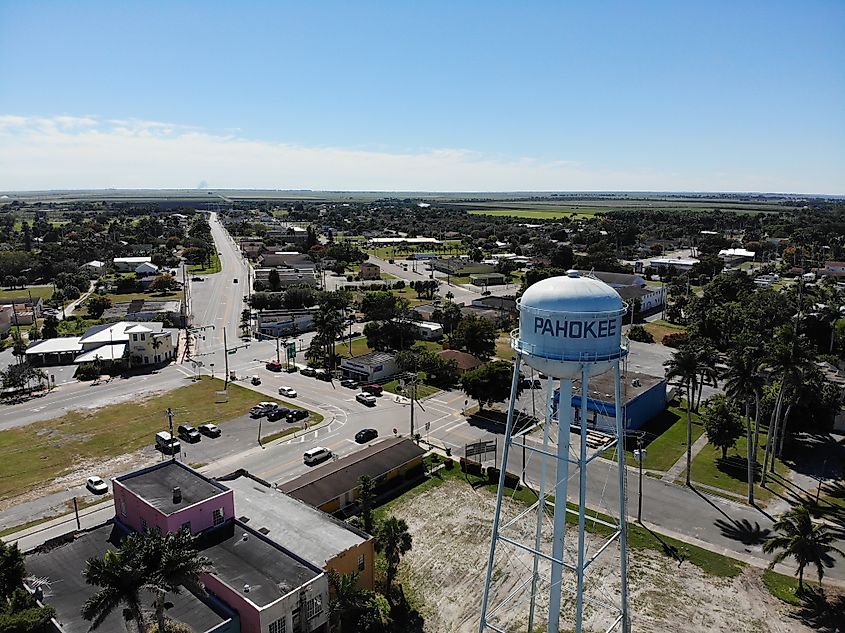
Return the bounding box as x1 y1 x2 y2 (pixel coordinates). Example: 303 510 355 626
510 328 629 362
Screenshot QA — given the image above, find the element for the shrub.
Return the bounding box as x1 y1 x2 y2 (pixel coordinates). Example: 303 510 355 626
628 325 654 343
662 331 689 348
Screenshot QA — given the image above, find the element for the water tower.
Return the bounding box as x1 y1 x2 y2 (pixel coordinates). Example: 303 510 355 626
478 270 630 633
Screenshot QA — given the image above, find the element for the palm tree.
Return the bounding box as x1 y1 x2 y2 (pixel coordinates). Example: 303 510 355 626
82 537 148 633
723 348 765 503
664 345 701 486
692 341 720 412
763 505 844 593
327 570 366 633
374 516 413 594
145 530 212 633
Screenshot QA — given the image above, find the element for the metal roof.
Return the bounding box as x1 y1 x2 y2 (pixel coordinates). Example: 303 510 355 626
74 343 127 363
25 336 83 355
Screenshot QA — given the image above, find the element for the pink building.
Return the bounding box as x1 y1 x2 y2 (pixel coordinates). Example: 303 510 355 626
112 462 328 633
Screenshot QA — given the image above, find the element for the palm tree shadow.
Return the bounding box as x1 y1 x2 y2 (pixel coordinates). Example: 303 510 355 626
639 522 687 567
713 518 771 545
792 588 845 633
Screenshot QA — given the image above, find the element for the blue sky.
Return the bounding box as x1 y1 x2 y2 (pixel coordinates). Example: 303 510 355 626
1 1 843 193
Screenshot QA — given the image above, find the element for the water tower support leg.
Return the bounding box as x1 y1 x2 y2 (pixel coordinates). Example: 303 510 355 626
548 377 572 633
528 375 556 633
478 353 523 632
615 361 630 632
575 365 590 633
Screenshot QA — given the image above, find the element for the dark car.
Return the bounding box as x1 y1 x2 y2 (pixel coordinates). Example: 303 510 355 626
198 423 221 437
300 367 318 377
315 369 332 382
177 424 201 443
267 407 291 422
265 360 283 372
354 428 378 444
191 276 204 282
340 378 358 389
362 384 383 396
287 408 309 422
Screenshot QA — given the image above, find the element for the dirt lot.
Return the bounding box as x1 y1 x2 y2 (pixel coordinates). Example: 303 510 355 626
391 478 812 633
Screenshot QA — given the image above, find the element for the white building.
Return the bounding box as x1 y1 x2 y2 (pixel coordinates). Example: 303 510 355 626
82 260 106 275
340 351 399 383
135 261 160 276
649 256 699 271
408 320 443 341
113 256 153 272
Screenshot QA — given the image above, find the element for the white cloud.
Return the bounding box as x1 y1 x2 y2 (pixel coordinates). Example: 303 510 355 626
0 115 837 193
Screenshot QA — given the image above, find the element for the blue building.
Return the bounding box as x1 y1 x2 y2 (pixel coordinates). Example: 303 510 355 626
552 370 667 432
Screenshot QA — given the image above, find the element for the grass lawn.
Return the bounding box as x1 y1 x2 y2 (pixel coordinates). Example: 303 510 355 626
689 426 788 503
0 377 277 502
389 286 432 307
382 372 440 399
642 319 687 343
605 400 705 471
103 291 183 304
0 286 54 301
444 274 472 285
495 333 515 360
261 425 305 444
334 337 372 359
188 252 222 275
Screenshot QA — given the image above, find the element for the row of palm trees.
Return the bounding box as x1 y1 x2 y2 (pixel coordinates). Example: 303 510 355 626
664 324 815 504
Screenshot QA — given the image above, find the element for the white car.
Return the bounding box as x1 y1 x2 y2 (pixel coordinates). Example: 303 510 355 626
86 476 109 495
356 392 377 406
278 386 297 398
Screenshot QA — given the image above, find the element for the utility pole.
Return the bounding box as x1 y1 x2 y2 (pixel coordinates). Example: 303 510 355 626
275 337 281 364
635 434 645 523
166 407 176 462
223 328 229 389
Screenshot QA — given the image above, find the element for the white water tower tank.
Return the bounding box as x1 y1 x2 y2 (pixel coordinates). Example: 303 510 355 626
514 270 628 378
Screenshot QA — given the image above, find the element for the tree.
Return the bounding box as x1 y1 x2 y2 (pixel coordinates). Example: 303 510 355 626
627 325 654 343
87 296 113 319
146 529 212 633
82 542 147 633
41 314 59 339
763 505 844 593
722 347 765 503
461 361 518 410
360 291 402 322
83 530 212 633
240 309 251 337
327 571 390 633
268 268 281 291
149 274 177 293
664 345 702 487
0 540 25 600
701 395 743 459
451 314 496 359
358 476 376 534
374 516 412 594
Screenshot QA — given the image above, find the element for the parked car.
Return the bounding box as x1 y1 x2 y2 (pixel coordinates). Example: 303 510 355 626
191 276 204 282
250 402 278 417
278 386 297 397
86 476 109 495
287 408 309 422
303 447 332 465
198 423 221 437
233 278 239 283
251 375 261 385
300 367 318 377
354 428 378 444
155 431 181 454
177 424 201 443
340 378 358 389
356 392 377 406
267 407 292 422
362 384 383 396
315 369 332 382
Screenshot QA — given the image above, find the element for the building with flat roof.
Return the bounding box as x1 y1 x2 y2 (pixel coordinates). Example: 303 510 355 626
649 256 699 271
28 460 331 633
26 523 236 633
339 351 399 383
220 473 375 590
113 256 153 272
359 261 381 280
470 272 508 286
278 437 426 515
432 258 494 276
553 370 667 432
256 308 317 338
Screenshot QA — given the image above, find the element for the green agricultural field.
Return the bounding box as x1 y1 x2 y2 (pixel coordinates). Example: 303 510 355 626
0 377 282 502
468 208 605 220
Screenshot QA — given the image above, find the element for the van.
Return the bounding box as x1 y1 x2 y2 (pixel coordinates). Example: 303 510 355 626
303 447 332 465
155 431 181 454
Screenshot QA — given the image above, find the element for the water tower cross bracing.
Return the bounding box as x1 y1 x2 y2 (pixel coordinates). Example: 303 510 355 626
478 270 631 633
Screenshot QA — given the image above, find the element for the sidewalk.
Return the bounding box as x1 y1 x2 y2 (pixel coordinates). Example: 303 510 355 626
662 432 709 481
